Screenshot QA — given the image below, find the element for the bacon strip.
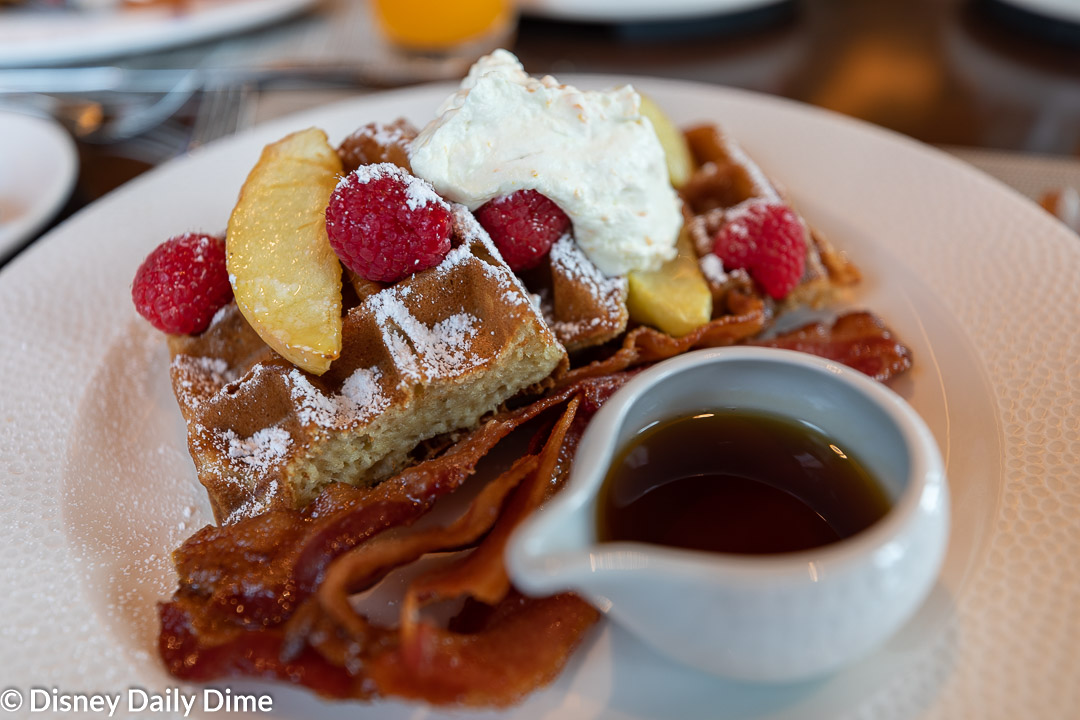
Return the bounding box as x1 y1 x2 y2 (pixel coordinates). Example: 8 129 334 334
368 592 599 707
290 397 596 707
750 311 912 382
363 398 603 706
312 453 540 640
159 375 633 704
158 312 912 706
399 397 581 626
562 309 910 386
167 384 590 636
558 299 767 387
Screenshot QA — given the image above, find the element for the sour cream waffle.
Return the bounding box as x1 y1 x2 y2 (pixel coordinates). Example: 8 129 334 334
682 124 861 313
168 208 566 524
341 118 631 353
522 234 629 352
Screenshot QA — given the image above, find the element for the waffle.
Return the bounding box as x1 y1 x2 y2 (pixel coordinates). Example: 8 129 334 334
335 119 631 354
681 124 860 312
338 118 418 174
168 207 567 524
518 234 629 353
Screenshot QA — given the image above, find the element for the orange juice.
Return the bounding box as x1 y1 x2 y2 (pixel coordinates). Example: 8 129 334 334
373 0 513 51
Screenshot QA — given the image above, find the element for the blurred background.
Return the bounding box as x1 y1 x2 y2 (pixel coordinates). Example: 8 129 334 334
1 0 1079 264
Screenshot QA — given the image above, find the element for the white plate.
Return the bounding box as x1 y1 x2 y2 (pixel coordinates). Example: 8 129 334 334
519 0 785 22
0 0 316 68
993 0 1080 23
0 109 76 263
0 78 1077 719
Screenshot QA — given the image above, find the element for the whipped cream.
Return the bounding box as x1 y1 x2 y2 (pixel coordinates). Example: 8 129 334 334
409 50 681 277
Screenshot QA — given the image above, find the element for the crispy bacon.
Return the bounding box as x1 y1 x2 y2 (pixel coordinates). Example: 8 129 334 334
158 313 911 706
290 453 543 650
751 311 913 382
557 294 768 387
159 375 630 705
368 592 599 707
561 308 910 386
167 382 594 634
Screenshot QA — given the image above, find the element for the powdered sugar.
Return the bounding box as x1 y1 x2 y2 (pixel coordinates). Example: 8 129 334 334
549 233 627 302
223 480 279 525
342 162 447 212
188 356 229 378
451 205 533 310
222 360 275 398
347 121 415 149
288 366 389 429
723 198 774 237
451 204 489 246
719 136 781 203
170 354 238 406
339 162 389 189
383 330 421 381
699 253 729 285
368 288 481 380
208 304 231 329
341 366 389 414
546 233 628 341
416 313 480 373
403 176 444 212
222 426 292 471
687 207 724 258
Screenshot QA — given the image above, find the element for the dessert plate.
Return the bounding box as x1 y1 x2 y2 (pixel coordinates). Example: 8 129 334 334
992 0 1080 24
0 0 316 67
519 0 786 22
0 109 77 263
0 78 1077 719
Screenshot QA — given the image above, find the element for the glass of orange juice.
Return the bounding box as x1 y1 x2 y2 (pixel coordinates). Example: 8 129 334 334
371 0 516 62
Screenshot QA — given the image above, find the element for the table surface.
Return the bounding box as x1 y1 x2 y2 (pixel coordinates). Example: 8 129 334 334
3 0 1080 264
518 0 1080 155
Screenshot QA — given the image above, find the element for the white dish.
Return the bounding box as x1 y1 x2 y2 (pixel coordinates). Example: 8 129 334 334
0 109 77 263
0 0 316 68
509 347 949 682
0 78 1076 719
519 0 785 23
993 0 1080 23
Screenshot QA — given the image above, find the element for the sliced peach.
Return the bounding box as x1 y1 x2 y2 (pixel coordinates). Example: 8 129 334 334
639 93 695 188
627 228 712 336
227 128 343 375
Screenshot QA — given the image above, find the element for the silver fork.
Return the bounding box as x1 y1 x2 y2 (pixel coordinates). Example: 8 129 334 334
188 81 256 151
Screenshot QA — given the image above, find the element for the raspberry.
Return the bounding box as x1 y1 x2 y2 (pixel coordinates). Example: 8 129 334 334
131 233 232 335
475 190 571 271
712 200 806 299
325 163 452 283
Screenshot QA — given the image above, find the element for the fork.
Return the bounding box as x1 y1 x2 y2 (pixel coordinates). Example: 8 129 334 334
187 81 256 151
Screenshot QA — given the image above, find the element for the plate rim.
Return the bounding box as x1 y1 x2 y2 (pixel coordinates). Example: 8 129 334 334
0 109 77 262
518 0 787 23
0 0 318 68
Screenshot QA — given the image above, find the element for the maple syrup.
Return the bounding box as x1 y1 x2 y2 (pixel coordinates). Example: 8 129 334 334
597 409 891 555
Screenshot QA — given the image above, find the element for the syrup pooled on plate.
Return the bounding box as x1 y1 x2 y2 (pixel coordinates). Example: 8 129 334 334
597 409 891 554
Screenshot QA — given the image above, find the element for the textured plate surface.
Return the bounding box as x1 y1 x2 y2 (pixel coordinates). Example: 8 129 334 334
0 78 1077 719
